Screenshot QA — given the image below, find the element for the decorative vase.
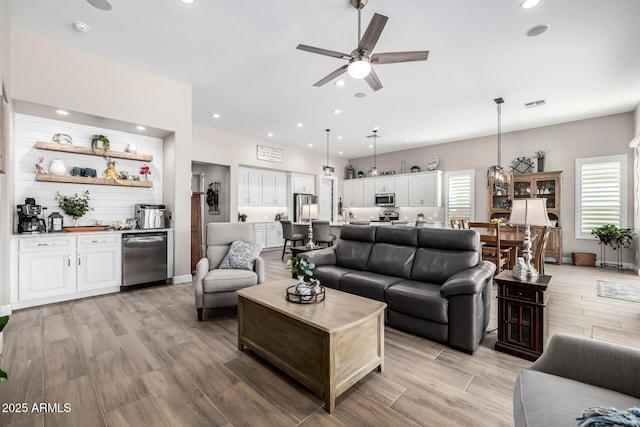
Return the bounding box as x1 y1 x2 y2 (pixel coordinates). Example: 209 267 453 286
72 217 80 227
126 144 137 153
537 157 544 172
49 159 67 176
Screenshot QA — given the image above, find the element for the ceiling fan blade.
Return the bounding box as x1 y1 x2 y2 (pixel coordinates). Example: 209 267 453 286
371 51 430 64
357 13 388 54
313 65 349 87
297 44 350 59
364 67 383 92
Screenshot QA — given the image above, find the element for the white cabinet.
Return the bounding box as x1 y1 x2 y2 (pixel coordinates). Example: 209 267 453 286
266 222 283 248
76 234 121 291
16 233 122 305
18 236 76 301
262 171 287 206
254 222 283 248
363 179 376 207
343 180 354 207
395 176 409 207
375 178 395 194
239 168 263 206
293 174 315 194
408 171 443 207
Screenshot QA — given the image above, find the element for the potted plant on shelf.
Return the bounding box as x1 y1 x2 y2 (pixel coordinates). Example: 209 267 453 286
91 134 110 152
238 212 248 222
534 149 549 173
139 164 151 181
55 190 93 227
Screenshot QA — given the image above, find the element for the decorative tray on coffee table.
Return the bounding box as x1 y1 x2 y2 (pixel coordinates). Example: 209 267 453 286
286 285 326 304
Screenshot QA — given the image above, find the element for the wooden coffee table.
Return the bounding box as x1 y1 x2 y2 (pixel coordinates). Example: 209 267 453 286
236 280 386 413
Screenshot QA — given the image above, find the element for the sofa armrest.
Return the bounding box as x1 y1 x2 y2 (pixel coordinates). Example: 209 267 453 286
254 256 265 284
528 334 640 398
194 257 210 308
439 261 496 297
300 247 337 267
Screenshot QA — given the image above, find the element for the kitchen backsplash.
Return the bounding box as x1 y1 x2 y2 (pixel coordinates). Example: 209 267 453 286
14 114 164 230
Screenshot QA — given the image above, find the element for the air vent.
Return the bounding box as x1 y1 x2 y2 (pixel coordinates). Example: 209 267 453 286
524 99 546 109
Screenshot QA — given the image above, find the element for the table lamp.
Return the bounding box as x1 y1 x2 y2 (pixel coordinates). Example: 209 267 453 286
509 198 550 278
301 203 319 249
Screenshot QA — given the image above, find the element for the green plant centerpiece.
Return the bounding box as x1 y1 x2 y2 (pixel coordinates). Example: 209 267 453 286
287 256 315 279
55 190 93 226
591 224 634 269
91 134 110 152
534 149 549 172
0 315 8 382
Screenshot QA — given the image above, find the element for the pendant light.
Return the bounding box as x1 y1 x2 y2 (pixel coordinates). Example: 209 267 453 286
367 129 379 176
487 98 511 190
322 129 335 176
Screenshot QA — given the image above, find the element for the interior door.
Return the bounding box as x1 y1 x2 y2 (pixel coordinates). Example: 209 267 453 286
319 176 337 221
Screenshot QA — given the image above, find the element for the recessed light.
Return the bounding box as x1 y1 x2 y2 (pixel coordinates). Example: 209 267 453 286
73 21 90 32
267 133 274 137
338 151 343 154
369 145 373 149
136 125 146 131
87 0 113 11
211 113 220 118
354 92 367 98
526 24 549 37
308 143 313 147
335 80 345 87
520 0 541 9
56 109 69 116
337 136 343 140
180 0 196 4
404 138 409 142
296 123 303 127
332 109 341 115
373 126 379 131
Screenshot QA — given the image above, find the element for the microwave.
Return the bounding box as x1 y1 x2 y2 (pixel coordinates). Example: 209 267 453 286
375 193 395 207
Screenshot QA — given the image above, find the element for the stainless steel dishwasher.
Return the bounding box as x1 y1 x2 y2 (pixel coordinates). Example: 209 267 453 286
122 232 168 288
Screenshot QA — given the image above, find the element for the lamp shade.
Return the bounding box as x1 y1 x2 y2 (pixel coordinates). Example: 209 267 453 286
509 198 550 226
301 204 319 221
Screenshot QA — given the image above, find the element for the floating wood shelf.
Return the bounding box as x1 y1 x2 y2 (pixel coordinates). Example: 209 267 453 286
35 174 153 188
35 141 153 162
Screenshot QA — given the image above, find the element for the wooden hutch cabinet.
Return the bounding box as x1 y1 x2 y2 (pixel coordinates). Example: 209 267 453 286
488 171 563 263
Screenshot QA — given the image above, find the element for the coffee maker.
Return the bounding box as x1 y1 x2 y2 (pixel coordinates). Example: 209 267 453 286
17 198 47 233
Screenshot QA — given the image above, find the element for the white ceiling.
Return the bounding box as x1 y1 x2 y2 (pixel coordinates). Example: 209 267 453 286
7 0 640 159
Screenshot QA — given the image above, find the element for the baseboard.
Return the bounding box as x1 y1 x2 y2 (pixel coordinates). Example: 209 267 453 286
0 305 11 317
172 274 192 284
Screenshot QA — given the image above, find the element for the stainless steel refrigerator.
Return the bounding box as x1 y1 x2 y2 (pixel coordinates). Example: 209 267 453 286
293 193 317 223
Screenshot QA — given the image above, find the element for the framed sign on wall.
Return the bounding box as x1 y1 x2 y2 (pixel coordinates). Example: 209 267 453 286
256 145 283 163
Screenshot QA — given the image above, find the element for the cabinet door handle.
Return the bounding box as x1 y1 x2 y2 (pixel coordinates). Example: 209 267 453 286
68 255 71 267
38 243 50 246
78 255 82 266
517 291 523 296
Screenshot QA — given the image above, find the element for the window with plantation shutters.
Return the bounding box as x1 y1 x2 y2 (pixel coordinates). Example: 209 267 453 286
575 155 627 239
445 170 474 225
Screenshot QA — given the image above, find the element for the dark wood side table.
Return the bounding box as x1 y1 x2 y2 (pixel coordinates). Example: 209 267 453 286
494 270 551 361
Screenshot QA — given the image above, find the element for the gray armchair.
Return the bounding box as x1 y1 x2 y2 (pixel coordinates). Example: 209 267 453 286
195 223 265 321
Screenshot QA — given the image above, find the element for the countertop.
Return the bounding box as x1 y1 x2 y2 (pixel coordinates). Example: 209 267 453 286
11 228 173 238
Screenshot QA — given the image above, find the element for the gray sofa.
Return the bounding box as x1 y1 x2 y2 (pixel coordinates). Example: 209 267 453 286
514 334 640 427
303 224 496 353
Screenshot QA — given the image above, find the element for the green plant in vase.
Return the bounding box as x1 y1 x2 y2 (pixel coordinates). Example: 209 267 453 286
534 149 549 172
91 134 110 152
55 190 93 226
286 256 315 279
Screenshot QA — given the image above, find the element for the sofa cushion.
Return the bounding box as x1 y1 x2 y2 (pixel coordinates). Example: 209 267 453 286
312 265 353 290
340 271 403 302
385 280 448 324
375 226 419 246
411 247 479 285
418 228 480 251
514 369 640 427
202 268 258 293
368 243 416 279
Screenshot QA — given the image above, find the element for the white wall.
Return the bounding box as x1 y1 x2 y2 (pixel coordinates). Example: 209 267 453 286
349 113 635 263
0 0 11 310
13 114 163 228
192 123 349 220
9 29 193 288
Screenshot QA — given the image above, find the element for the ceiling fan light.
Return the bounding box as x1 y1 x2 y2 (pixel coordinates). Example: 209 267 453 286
347 59 371 79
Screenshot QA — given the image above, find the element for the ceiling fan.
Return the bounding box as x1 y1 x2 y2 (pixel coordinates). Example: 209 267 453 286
296 0 429 91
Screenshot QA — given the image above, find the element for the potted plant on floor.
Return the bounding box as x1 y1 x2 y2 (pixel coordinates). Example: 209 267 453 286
592 224 634 269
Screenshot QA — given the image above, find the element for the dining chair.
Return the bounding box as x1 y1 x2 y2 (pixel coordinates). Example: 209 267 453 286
469 222 511 273
280 220 306 260
312 220 336 247
531 226 550 275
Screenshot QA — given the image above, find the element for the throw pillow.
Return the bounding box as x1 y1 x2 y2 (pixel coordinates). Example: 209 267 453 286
219 241 263 270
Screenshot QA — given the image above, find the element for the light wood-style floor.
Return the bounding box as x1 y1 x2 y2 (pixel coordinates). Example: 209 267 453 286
1 249 639 426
